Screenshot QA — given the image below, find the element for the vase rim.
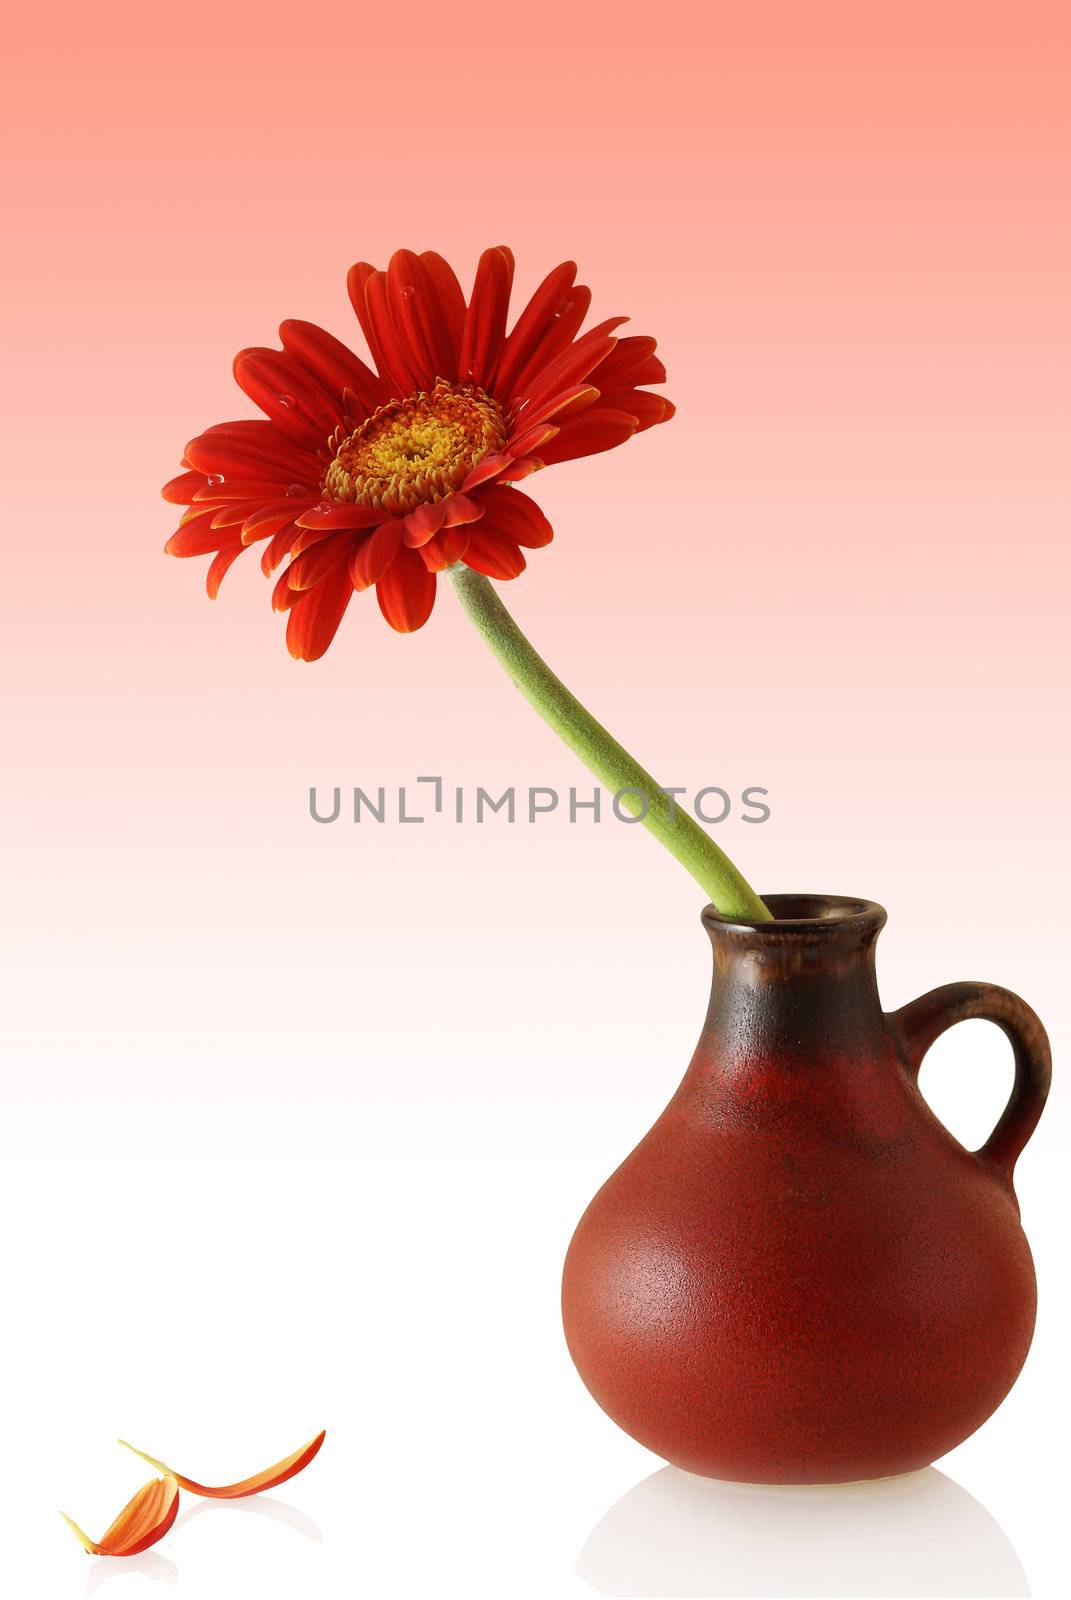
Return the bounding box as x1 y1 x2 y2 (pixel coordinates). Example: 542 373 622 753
703 893 887 939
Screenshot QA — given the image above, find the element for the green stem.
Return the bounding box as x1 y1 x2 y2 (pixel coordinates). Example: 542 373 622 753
447 567 771 921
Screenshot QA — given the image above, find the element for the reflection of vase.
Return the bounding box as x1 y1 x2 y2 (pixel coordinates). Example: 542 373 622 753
576 1465 1029 1598
562 896 1050 1484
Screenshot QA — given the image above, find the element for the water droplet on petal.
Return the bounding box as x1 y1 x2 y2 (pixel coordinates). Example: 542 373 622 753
277 394 295 410
206 473 225 488
286 483 307 498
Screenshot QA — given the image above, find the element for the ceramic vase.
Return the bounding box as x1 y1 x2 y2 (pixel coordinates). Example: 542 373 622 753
562 895 1051 1483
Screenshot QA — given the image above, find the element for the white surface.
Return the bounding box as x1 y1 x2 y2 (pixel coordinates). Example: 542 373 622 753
0 993 1065 1598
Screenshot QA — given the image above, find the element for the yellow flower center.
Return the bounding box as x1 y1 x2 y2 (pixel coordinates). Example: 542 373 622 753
324 380 508 514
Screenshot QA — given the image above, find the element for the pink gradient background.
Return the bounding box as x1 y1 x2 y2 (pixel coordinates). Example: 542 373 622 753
2 0 1067 1149
0 9 1068 1590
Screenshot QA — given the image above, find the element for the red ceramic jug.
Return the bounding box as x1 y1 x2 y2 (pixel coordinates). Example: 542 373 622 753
561 895 1051 1484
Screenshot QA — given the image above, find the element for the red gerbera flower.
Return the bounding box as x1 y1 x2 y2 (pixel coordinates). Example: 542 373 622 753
164 247 673 659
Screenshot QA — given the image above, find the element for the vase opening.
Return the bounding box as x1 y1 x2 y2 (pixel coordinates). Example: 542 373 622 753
704 893 886 940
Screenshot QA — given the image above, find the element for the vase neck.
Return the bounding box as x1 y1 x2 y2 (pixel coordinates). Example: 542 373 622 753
699 896 888 1065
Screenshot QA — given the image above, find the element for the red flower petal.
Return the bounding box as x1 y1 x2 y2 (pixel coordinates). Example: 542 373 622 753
575 315 632 344
458 246 514 387
478 484 554 548
295 502 382 531
460 453 514 493
498 456 542 485
503 421 560 459
209 499 265 530
286 531 353 591
515 330 622 415
420 525 470 571
499 287 593 402
162 470 208 504
376 545 437 632
624 354 668 387
387 249 458 388
62 1476 180 1558
165 510 229 557
351 520 403 591
185 422 319 484
279 319 386 415
419 251 466 360
118 1432 326 1500
241 500 310 545
493 260 578 399
598 388 675 431
534 408 638 465
288 523 341 559
262 523 301 575
233 349 343 448
272 568 300 611
363 269 423 397
178 499 216 525
193 477 298 503
519 383 600 429
402 499 448 547
347 262 396 380
593 335 665 388
462 528 527 580
206 543 246 598
287 567 354 660
441 492 484 527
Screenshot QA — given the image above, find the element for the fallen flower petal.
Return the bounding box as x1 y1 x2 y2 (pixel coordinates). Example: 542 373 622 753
61 1474 180 1557
118 1430 325 1499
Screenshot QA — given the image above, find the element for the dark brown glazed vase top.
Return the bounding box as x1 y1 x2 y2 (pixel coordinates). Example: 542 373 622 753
561 894 1051 1484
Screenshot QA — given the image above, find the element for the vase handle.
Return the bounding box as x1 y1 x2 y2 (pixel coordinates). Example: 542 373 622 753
890 982 1051 1188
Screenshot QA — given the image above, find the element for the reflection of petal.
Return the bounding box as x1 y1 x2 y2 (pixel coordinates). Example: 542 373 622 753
578 1464 1029 1599
86 1549 179 1594
173 1493 323 1544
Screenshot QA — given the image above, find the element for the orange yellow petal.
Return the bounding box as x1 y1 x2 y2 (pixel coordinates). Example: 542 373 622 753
118 1430 325 1499
61 1474 180 1557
